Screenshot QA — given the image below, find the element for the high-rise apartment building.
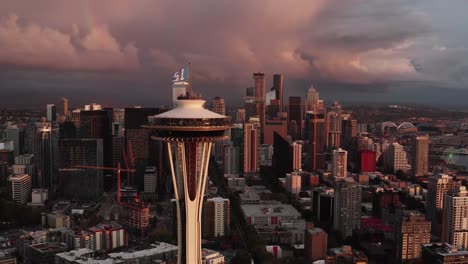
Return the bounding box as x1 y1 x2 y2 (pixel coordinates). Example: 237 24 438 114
334 178 362 238
442 186 468 249
203 197 230 238
243 122 259 174
332 148 348 178
427 174 459 233
9 174 32 204
413 134 429 177
384 142 408 173
396 211 431 261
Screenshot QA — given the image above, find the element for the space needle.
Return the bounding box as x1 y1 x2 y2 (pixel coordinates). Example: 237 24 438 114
146 67 231 264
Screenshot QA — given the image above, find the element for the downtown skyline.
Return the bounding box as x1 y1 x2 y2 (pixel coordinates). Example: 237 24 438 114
0 0 468 108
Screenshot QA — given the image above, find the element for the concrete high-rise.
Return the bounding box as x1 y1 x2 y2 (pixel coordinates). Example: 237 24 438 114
334 178 361 238
147 90 231 264
396 211 431 261
203 197 230 238
442 186 468 249
332 148 348 178
413 134 429 177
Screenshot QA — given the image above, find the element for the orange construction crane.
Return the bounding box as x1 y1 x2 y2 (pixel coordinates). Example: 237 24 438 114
73 162 136 204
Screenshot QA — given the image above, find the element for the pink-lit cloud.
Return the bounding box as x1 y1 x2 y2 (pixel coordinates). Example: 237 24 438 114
0 14 139 71
0 0 466 88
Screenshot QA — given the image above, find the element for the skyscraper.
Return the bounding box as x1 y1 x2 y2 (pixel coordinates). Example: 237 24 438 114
271 74 284 111
243 122 259 174
396 211 431 261
288 96 303 139
57 138 103 200
327 101 343 149
334 178 362 238
46 104 56 122
33 122 58 195
306 86 320 113
253 73 266 142
332 148 348 178
292 141 302 171
147 91 231 264
442 186 468 249
413 134 429 177
304 111 326 171
80 109 112 167
305 227 328 261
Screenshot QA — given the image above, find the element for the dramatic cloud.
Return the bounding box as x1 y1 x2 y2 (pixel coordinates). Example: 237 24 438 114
0 14 139 71
0 0 467 106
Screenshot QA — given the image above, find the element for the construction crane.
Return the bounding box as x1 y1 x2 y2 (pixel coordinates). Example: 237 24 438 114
72 162 136 204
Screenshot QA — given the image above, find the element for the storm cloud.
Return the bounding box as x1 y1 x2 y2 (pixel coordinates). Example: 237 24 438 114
0 0 467 107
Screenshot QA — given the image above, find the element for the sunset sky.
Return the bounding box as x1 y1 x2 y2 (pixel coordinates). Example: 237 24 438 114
0 0 467 108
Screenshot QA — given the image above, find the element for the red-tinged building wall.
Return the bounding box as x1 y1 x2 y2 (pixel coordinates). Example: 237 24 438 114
360 150 376 172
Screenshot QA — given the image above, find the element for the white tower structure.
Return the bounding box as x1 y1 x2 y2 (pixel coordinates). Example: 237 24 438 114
147 91 231 264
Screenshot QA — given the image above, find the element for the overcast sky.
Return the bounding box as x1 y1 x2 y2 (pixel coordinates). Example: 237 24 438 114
0 0 467 108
